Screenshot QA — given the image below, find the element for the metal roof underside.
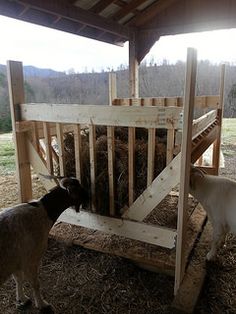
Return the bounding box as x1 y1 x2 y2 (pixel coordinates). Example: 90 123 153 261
1 0 236 62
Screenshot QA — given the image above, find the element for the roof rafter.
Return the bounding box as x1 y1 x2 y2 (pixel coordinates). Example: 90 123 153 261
129 0 179 26
15 0 129 38
90 0 116 14
113 0 144 21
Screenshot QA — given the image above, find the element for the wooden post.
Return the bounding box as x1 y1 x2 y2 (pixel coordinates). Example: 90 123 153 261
175 48 197 295
128 30 139 205
7 60 32 202
212 64 225 174
89 124 96 212
107 72 117 216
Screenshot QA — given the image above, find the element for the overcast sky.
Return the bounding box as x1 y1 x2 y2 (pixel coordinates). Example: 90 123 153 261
1 15 236 73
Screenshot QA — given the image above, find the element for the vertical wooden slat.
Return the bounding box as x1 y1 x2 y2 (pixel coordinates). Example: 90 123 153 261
175 48 197 295
128 31 139 205
43 122 53 174
107 72 117 216
144 98 156 187
74 124 82 182
166 128 175 165
212 64 225 175
7 60 32 202
89 124 96 212
32 121 40 153
56 123 65 176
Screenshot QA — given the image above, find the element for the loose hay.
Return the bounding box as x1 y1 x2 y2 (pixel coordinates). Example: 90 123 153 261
63 127 167 216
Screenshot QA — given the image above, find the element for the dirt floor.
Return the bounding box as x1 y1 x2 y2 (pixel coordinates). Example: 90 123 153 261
0 143 236 313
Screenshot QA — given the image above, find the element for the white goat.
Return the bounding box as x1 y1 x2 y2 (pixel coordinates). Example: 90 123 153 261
0 177 89 311
189 166 236 261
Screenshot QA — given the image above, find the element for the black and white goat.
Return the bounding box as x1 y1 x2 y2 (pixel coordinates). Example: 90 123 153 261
189 166 236 261
0 176 89 311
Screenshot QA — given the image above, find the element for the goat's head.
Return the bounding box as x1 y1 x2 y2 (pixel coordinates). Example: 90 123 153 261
58 177 89 212
189 165 206 190
40 174 89 212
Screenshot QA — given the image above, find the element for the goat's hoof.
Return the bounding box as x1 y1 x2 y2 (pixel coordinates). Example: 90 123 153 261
39 304 55 314
16 298 32 310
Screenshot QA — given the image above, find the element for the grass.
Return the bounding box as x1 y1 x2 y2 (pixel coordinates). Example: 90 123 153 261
0 118 235 175
0 133 15 175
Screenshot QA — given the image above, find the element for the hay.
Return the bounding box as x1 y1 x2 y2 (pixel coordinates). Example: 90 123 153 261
63 127 167 216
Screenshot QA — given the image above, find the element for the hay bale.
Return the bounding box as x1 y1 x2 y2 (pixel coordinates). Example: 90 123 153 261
62 127 166 216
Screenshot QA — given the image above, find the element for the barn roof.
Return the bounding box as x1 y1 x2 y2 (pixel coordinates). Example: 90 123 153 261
1 0 236 62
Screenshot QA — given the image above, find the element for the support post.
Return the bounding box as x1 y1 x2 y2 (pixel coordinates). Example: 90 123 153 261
107 72 117 216
174 48 197 295
7 60 32 202
128 30 139 205
212 64 225 174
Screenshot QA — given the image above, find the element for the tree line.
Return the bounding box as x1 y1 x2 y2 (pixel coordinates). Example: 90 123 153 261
1 60 236 133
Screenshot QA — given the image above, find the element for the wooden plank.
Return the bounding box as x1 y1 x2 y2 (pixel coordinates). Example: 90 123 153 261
20 103 182 129
58 209 177 249
147 128 156 186
192 110 218 139
128 32 139 205
27 139 56 191
43 122 53 174
56 123 65 176
175 48 197 295
73 124 82 182
107 72 117 216
166 128 175 165
89 124 96 212
213 64 225 175
122 153 181 221
7 60 32 202
172 221 211 313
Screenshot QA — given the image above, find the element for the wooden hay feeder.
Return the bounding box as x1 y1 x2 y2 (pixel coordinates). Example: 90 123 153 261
7 48 225 307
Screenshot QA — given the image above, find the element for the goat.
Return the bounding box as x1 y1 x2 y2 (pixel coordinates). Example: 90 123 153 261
189 165 236 261
0 176 89 311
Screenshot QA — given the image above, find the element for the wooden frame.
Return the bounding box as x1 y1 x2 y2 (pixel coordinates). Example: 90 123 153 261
7 53 225 302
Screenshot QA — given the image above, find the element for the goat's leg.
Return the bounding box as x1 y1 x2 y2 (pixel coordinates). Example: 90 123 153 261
207 226 223 261
13 272 32 309
26 266 51 310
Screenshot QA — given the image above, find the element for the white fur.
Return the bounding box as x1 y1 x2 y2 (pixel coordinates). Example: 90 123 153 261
189 167 236 260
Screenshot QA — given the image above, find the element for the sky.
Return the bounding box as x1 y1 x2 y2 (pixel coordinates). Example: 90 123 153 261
1 14 236 73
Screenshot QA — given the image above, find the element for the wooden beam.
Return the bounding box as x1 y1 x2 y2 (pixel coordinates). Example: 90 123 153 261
27 139 56 191
17 0 129 38
130 0 179 27
59 209 177 249
122 153 181 221
175 48 197 295
213 64 225 175
107 73 117 216
20 103 182 129
90 0 116 14
113 0 144 21
7 60 32 202
128 31 139 205
166 128 175 165
89 124 96 212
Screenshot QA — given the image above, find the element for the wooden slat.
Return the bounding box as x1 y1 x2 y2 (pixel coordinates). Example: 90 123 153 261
89 125 96 212
107 72 117 216
166 128 175 165
32 121 40 153
59 209 177 249
73 124 82 182
128 127 135 205
56 123 65 176
27 139 56 191
7 60 32 202
192 110 218 139
20 103 182 129
122 153 181 221
175 48 197 295
43 122 53 174
213 64 225 174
